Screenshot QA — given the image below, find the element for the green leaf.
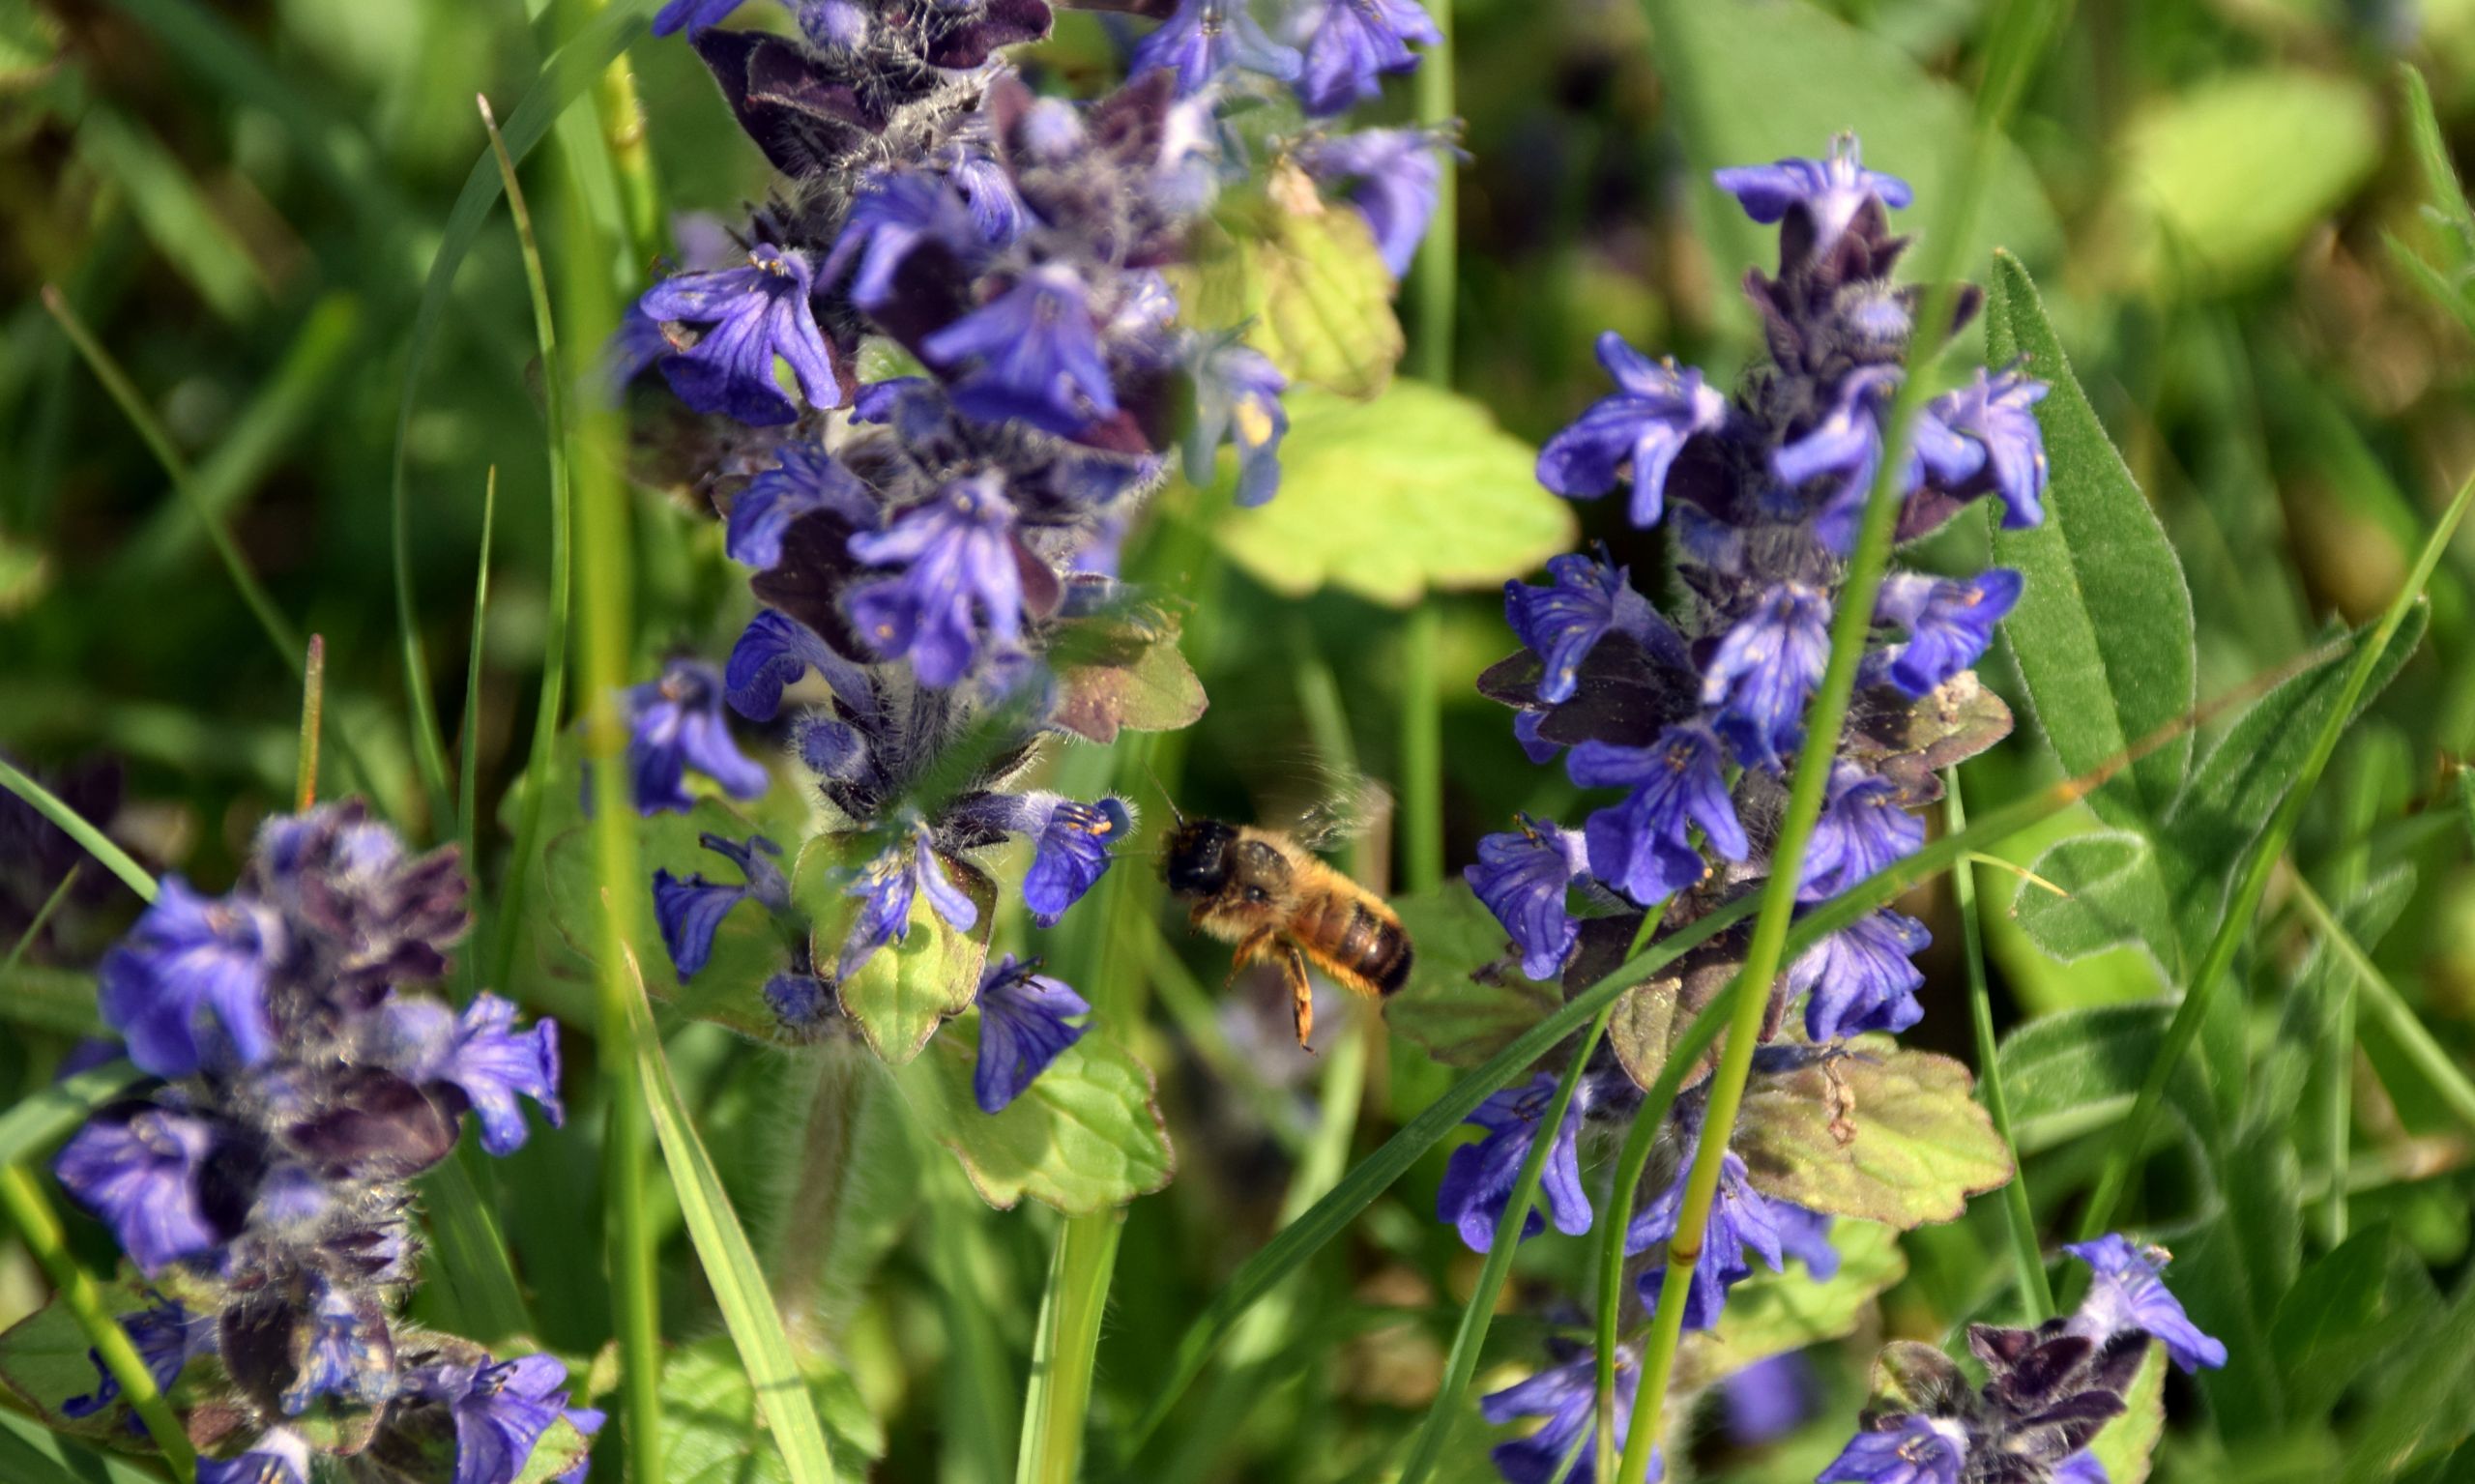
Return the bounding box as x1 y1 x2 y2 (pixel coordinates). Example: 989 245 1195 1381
2271 1224 2442 1424
894 1026 1175 1213
2182 1123 2302 1436
660 1335 885 1482
1179 165 1404 397
1383 884 1554 1068
2012 832 2180 975
1674 1219 1908 1388
791 836 996 1066
1987 250 2197 829
2082 1344 2166 1484
2338 1274 2475 1483
1210 381 1578 608
2110 70 2381 292
0 528 49 617
1998 1001 2213 1135
1732 1044 2014 1229
1046 609 1208 745
513 1418 599 1484
0 1407 160 1484
0 1277 181 1444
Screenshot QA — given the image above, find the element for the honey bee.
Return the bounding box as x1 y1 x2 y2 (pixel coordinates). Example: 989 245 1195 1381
1161 797 1414 1050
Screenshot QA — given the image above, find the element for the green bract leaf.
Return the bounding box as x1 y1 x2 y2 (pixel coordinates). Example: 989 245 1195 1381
894 1023 1175 1213
2082 1344 2166 1484
1675 1219 1908 1389
1210 381 1578 608
1383 885 1554 1068
1179 165 1404 397
2111 70 2381 292
1733 1044 2013 1228
1987 250 2197 830
513 1417 599 1484
0 1278 179 1444
1047 609 1208 744
793 836 996 1067
660 1335 885 1482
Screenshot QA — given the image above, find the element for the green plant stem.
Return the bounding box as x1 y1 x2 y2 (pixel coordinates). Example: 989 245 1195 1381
2074 470 2475 1244
2290 873 2475 1136
296 633 325 811
0 758 159 902
2 869 81 986
0 1165 196 1481
1017 1209 1125 1484
1411 0 1455 385
589 40 663 272
1948 769 2053 1320
1401 604 1445 895
1400 1004 1615 1484
0 1061 146 1168
458 467 499 911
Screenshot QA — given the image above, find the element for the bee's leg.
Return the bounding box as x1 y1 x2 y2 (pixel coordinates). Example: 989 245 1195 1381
1280 940 1315 1052
1226 927 1277 984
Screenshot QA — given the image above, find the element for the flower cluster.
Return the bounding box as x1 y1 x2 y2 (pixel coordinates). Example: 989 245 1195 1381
617 0 1447 1104
1441 136 2051 1475
48 802 592 1484
1820 1237 2224 1484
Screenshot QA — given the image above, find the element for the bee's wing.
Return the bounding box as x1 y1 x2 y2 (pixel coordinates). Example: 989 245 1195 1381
1293 774 1394 853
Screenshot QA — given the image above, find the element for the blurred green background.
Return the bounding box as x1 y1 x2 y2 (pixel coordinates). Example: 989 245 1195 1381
8 0 2475 1479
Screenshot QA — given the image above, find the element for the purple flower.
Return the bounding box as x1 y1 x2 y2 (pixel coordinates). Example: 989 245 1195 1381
375 993 565 1157
651 0 761 36
64 1295 197 1423
1436 1072 1593 1252
764 973 835 1037
1290 0 1441 116
1818 1414 1968 1484
1701 583 1832 769
653 833 789 980
97 876 281 1077
1628 1147 1835 1331
2063 1235 2228 1373
636 245 843 426
1568 725 1747 907
1774 367 1978 552
1536 333 1729 527
2054 1455 2111 1484
1504 552 1662 706
974 954 1090 1113
922 266 1118 436
1870 569 2022 699
848 475 1026 686
725 609 868 723
53 1109 219 1273
840 823 980 978
1480 1346 1643 1484
1512 712 1560 764
622 659 770 815
279 1278 390 1413
727 445 872 570
1791 909 1930 1041
198 1432 311 1484
824 170 980 310
1019 795 1132 927
1183 338 1290 508
1713 133 1913 247
1464 818 1588 982
941 147 1029 246
1132 0 1301 93
1799 764 1924 901
1930 366 2052 530
1721 1353 1820 1446
1296 127 1445 277
448 1355 603 1484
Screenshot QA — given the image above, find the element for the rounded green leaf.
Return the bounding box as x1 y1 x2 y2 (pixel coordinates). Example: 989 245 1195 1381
793 836 996 1067
895 1027 1175 1213
1732 1044 2014 1229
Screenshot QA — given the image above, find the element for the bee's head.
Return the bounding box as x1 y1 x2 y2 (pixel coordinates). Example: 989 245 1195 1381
1161 818 1237 899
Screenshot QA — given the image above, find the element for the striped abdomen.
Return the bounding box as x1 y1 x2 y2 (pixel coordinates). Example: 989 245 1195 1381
1299 887 1414 998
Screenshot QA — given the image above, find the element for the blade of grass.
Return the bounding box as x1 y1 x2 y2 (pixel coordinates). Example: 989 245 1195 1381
296 634 325 811
0 1062 147 1169
71 106 267 322
2074 470 2474 1244
0 1165 196 1480
2290 873 2475 1135
0 1404 165 1484
0 756 159 902
621 944 841 1484
1948 768 2053 1320
459 467 500 893
420 1145 538 1346
2 867 81 986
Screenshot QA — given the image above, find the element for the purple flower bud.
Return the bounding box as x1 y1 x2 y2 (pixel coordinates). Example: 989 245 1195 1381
1184 338 1290 508
1131 0 1301 94
764 973 836 1038
1296 127 1445 277
922 266 1119 436
1628 1146 1835 1331
726 445 873 571
1479 1345 1644 1484
1713 132 1913 247
2063 1235 2228 1373
622 659 771 815
945 148 1030 246
279 1277 392 1413
1774 366 1978 553
1503 552 1662 707
652 833 788 981
724 609 867 723
1436 1071 1593 1252
64 1295 200 1426
444 1354 604 1484
635 245 844 426
1464 817 1588 982
1568 725 1747 907
824 170 982 311
198 1430 312 1484
97 877 282 1077
1289 0 1441 116
2054 1454 2110 1484
1818 1413 1967 1484
1536 333 1729 527
1791 909 1930 1041
1701 583 1832 769
840 823 980 978
1929 366 2052 530
974 954 1090 1113
799 0 870 48
651 0 767 37
53 1108 221 1274
1721 1352 1820 1447
848 475 1026 687
1798 763 1923 902
1869 569 2022 699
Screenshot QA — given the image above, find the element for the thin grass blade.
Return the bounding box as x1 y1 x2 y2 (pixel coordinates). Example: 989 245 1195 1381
0 757 159 902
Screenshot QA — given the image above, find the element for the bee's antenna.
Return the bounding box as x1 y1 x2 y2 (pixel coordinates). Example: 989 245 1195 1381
1141 761 1184 828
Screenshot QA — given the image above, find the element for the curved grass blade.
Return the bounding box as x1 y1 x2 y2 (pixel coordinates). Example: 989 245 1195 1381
2073 469 2474 1244
2289 874 2475 1136
459 467 500 882
0 757 159 902
619 944 843 1484
0 1405 164 1484
0 1062 145 1169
